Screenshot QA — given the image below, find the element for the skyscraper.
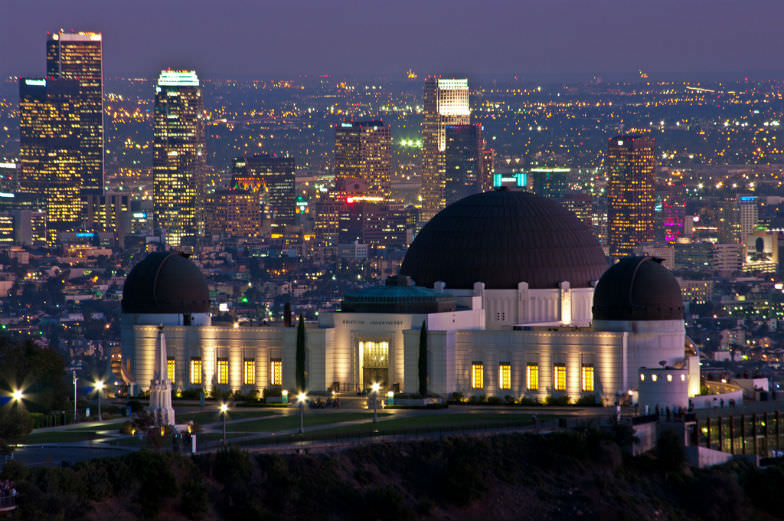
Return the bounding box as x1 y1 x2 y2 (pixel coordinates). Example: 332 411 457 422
334 121 391 199
232 155 296 234
152 70 206 247
421 77 470 221
46 31 104 195
607 135 656 258
19 77 83 242
444 123 485 205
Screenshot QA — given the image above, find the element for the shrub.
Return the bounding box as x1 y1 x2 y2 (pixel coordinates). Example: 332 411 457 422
263 387 283 399
518 396 542 406
656 428 685 471
575 394 599 406
545 395 570 406
486 396 503 405
179 388 203 400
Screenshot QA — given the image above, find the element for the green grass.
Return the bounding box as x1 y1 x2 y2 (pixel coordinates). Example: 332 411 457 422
242 412 543 445
25 430 105 443
177 409 277 425
225 412 389 434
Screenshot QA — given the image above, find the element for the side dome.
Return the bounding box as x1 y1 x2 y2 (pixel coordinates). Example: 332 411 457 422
121 252 210 314
592 256 683 321
400 189 608 289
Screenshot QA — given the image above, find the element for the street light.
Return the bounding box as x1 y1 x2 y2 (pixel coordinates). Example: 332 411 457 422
11 389 23 403
94 380 105 421
219 403 229 445
371 383 380 423
297 392 307 434
72 370 78 423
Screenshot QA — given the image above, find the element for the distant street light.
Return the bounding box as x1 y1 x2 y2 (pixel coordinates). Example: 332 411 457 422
219 403 229 445
371 383 380 424
94 380 105 421
297 392 307 434
72 370 78 423
11 389 23 403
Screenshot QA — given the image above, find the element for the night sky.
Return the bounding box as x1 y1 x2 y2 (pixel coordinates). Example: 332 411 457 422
1 0 783 79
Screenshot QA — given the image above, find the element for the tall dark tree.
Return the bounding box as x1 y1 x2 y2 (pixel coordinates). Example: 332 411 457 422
296 315 306 392
418 320 428 397
0 336 69 412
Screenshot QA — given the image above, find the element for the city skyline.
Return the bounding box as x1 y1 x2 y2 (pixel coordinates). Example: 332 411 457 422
1 1 784 79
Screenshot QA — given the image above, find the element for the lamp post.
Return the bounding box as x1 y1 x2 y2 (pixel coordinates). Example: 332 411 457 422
219 403 228 445
297 392 306 434
72 370 78 423
94 380 104 421
371 383 380 423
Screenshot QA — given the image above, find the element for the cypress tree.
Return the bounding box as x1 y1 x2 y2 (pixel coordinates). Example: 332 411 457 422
418 320 428 397
296 315 306 392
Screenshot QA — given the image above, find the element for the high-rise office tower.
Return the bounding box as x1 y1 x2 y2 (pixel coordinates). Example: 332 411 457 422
152 70 206 247
738 195 759 241
607 135 656 258
421 77 470 221
19 77 83 242
334 121 391 198
656 181 686 244
204 188 262 241
232 155 296 233
46 31 104 195
444 123 486 205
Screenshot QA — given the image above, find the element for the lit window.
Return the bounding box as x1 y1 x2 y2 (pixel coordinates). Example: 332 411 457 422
499 363 511 390
667 374 673 382
244 359 256 385
471 362 484 389
526 364 539 391
680 374 686 382
190 358 202 385
217 358 229 385
581 365 594 392
167 358 175 383
554 364 566 391
640 373 645 382
270 359 282 386
651 374 658 382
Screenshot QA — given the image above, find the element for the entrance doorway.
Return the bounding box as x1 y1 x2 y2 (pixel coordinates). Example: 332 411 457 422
359 340 389 389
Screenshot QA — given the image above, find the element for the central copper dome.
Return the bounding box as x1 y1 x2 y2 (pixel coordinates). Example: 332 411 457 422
400 189 608 289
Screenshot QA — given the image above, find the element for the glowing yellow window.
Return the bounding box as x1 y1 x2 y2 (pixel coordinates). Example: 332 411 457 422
471 362 484 389
526 364 539 391
190 359 202 385
244 359 256 385
554 364 566 391
499 363 511 390
167 359 175 383
581 365 594 392
270 359 282 386
217 359 229 385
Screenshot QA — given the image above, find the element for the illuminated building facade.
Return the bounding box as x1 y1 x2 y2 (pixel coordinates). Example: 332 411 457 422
444 123 486 205
334 121 391 199
421 77 470 221
656 181 685 244
607 135 655 258
531 167 570 199
123 193 699 410
232 155 296 235
46 30 104 195
153 70 206 247
738 195 759 240
19 77 83 242
84 192 131 247
204 188 262 241
557 192 593 227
